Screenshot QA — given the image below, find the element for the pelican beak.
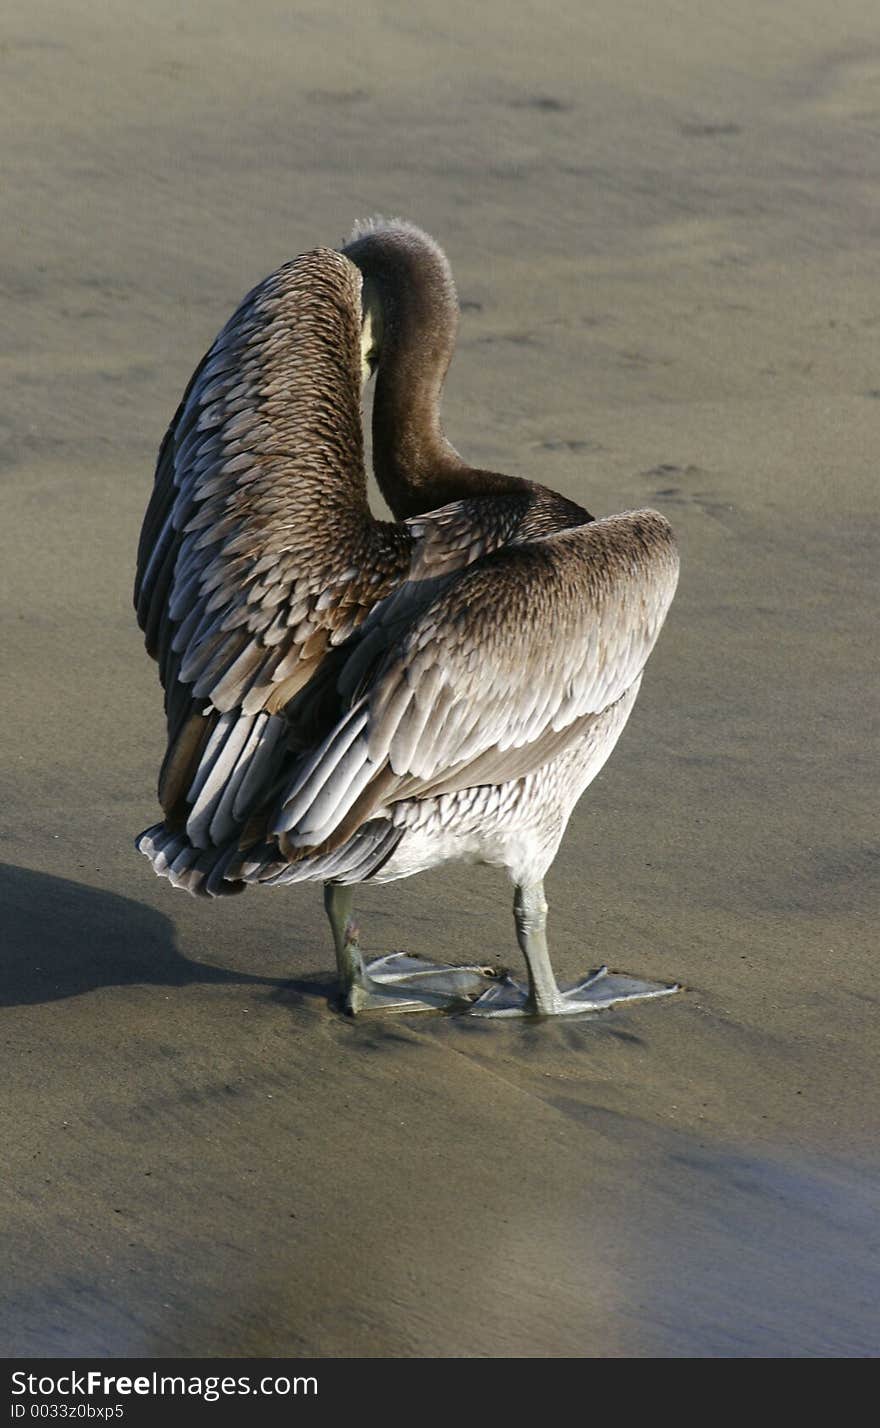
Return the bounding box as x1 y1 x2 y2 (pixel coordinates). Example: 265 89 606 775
359 279 384 385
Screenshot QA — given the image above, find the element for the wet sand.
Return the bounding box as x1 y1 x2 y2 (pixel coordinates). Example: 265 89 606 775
1 1 878 1356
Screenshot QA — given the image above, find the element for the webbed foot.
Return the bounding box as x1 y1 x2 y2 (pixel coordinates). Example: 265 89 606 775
346 953 502 1016
469 964 679 1018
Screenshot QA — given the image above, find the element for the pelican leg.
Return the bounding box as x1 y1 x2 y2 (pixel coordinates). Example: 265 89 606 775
469 880 678 1017
323 883 501 1015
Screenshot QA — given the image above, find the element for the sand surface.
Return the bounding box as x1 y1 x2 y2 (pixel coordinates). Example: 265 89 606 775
1 1 878 1357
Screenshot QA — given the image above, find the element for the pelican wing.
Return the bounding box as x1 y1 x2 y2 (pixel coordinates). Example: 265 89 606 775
332 485 594 704
135 247 410 846
275 509 678 851
404 487 591 579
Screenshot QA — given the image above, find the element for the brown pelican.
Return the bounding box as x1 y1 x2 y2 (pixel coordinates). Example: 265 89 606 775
135 220 679 1017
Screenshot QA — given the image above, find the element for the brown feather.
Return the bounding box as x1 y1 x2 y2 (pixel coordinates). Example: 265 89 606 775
135 246 412 852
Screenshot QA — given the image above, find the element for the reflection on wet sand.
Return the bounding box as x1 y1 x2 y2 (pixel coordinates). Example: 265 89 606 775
5 1011 876 1357
2 870 877 1356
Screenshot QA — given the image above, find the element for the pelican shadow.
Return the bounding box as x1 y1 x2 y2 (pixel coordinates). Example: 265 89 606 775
0 862 284 1007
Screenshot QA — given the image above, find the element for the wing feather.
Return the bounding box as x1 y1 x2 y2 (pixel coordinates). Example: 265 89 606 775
134 247 411 845
274 510 678 853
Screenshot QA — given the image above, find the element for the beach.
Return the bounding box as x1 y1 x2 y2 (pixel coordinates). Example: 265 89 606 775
1 0 878 1356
